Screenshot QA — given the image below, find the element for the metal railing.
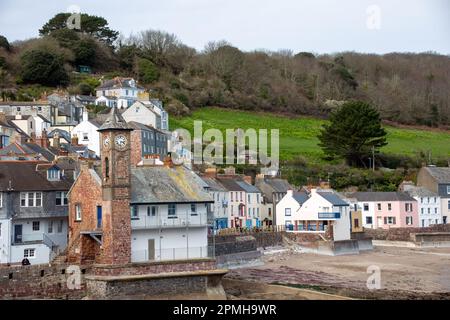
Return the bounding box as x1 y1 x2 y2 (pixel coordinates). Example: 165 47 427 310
131 212 208 229
12 233 45 244
131 245 214 262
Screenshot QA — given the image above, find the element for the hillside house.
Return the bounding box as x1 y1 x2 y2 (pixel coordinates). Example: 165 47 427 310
95 77 145 109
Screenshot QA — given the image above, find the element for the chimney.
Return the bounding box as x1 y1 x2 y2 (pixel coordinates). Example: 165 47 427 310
82 110 89 122
224 166 236 175
287 189 293 197
243 175 252 185
15 114 22 120
71 134 79 145
310 188 317 195
0 112 6 123
52 131 61 149
30 132 36 143
36 129 49 148
204 167 217 178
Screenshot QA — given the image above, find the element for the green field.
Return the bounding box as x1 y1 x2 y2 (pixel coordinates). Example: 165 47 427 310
170 107 450 162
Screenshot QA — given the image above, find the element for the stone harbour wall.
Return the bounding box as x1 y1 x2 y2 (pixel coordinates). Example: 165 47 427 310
363 224 450 241
0 263 89 299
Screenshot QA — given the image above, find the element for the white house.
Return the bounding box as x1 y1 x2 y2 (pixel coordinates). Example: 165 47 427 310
0 162 71 265
32 115 52 138
122 100 168 131
71 111 101 156
95 77 145 109
403 186 442 227
276 189 351 241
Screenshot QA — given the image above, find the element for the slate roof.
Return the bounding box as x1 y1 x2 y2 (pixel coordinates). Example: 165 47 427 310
201 177 228 192
0 142 55 161
130 165 213 204
23 143 56 161
98 107 133 131
260 178 292 193
96 77 144 90
127 121 166 134
349 192 416 202
0 161 72 192
423 167 450 183
48 129 71 142
215 178 246 192
317 191 349 206
404 186 438 198
292 192 309 204
235 180 261 193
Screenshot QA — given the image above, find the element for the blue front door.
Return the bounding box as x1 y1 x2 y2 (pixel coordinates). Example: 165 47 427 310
97 206 102 229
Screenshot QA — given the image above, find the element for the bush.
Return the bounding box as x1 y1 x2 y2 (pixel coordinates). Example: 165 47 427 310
20 49 69 86
137 58 160 84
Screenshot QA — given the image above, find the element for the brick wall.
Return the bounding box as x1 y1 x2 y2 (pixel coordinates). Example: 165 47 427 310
91 259 217 276
0 263 89 299
67 167 103 264
363 224 450 241
130 130 143 166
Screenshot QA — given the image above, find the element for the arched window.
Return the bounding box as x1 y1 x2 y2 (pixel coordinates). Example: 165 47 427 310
105 157 110 179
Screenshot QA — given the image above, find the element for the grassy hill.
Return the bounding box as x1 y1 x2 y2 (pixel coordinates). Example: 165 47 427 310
171 107 450 163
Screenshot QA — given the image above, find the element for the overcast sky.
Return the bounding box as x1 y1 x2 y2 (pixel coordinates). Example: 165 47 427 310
0 0 449 54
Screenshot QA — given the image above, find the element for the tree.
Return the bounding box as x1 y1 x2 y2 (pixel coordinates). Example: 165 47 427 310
318 101 387 167
0 35 11 51
39 13 119 45
73 38 97 66
20 49 69 86
136 58 159 84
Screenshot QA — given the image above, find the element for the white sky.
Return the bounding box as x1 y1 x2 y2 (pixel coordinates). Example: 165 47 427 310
0 0 449 54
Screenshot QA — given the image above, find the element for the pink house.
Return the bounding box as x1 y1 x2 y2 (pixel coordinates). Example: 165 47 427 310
350 192 419 229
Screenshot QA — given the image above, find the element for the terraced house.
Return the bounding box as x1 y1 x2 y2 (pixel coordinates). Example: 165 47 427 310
0 161 72 265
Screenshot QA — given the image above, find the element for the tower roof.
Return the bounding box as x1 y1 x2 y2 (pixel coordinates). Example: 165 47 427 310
97 106 133 132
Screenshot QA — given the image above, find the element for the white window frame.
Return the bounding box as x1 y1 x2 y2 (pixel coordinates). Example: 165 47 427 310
447 186 450 194
24 248 36 258
75 204 82 221
20 192 42 207
57 220 63 233
285 208 292 216
56 191 68 206
406 216 413 225
47 169 60 181
190 204 197 216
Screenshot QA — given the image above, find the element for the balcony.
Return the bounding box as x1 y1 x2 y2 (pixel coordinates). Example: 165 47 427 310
12 233 56 249
131 211 208 230
318 212 341 219
131 245 213 262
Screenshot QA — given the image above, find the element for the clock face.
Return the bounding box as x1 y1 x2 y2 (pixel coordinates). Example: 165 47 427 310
115 135 127 149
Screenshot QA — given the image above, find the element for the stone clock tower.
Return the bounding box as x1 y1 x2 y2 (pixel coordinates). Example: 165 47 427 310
97 107 134 265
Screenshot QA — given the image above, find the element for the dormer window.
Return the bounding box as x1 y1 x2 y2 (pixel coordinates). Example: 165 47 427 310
47 168 60 181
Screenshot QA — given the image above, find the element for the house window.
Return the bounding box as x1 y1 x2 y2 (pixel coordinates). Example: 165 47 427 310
0 192 2 207
75 204 82 221
32 221 40 231
366 216 373 224
47 168 61 181
56 192 68 206
384 217 396 225
24 249 35 258
48 221 53 233
131 206 138 218
405 203 412 212
377 203 381 210
420 197 423 203
448 200 450 210
168 204 176 217
388 203 392 211
20 192 42 207
427 208 431 214
406 216 413 225
268 208 272 217
240 192 243 201
191 204 197 216
231 193 233 202
58 220 64 233
257 194 260 203
147 206 157 216
447 186 450 194
248 194 251 203
421 208 424 214
285 208 291 216
363 203 369 211
435 208 438 214
82 133 89 141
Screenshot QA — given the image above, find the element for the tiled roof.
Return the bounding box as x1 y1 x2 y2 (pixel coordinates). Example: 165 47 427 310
349 192 416 202
131 165 213 204
260 178 292 193
98 107 133 131
96 77 144 90
424 167 450 183
235 180 261 193
0 161 72 192
404 186 438 198
317 191 349 206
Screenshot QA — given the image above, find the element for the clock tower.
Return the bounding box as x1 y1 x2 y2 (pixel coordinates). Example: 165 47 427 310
97 106 134 265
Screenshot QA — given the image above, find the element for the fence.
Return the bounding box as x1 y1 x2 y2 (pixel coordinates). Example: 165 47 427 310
131 212 208 229
131 245 214 263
